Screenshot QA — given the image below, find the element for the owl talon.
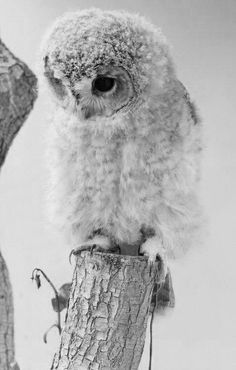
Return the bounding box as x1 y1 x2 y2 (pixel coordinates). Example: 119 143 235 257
90 244 97 256
139 237 168 283
69 249 75 264
69 245 94 264
69 236 114 262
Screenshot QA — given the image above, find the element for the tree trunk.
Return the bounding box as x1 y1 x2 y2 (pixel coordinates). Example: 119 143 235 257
0 38 37 369
51 252 159 370
0 38 37 167
0 251 14 367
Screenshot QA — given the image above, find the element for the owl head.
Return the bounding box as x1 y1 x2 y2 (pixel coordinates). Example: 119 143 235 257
40 9 175 122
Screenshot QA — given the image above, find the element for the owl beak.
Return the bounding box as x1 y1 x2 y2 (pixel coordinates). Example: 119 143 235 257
79 105 95 120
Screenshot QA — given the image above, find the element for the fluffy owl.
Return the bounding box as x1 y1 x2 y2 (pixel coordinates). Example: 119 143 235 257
40 9 202 279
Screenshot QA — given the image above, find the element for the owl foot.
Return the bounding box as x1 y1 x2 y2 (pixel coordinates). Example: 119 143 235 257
70 236 120 262
139 237 168 283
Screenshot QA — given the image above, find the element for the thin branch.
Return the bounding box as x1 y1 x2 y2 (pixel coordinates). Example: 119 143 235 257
31 268 62 340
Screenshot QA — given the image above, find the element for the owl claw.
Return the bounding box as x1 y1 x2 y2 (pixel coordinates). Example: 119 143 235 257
69 245 95 263
139 237 168 283
69 249 74 264
69 236 116 263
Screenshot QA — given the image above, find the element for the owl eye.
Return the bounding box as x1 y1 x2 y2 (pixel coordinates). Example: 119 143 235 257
93 76 115 93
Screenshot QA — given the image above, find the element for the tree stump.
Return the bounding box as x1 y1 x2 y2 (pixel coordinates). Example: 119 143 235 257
51 252 159 370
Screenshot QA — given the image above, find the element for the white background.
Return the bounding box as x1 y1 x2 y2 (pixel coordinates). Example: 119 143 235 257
0 0 235 369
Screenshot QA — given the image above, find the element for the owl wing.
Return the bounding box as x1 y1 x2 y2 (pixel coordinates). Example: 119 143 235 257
177 80 201 126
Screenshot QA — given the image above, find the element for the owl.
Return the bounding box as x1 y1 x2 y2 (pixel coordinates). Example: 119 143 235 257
40 9 202 280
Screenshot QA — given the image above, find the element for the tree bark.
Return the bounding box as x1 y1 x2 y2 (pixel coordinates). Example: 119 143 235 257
0 38 37 167
0 251 14 367
0 38 37 369
51 252 159 370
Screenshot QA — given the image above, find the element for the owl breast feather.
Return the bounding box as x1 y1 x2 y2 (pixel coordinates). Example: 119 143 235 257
53 127 166 244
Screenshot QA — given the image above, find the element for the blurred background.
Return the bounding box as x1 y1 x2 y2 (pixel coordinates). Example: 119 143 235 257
0 0 235 369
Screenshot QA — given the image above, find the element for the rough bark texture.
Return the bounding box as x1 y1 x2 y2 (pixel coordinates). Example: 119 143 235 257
0 39 37 167
0 38 37 369
0 252 14 367
51 252 159 370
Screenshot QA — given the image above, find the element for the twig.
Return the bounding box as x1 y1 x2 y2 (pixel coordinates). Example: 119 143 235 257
31 268 62 341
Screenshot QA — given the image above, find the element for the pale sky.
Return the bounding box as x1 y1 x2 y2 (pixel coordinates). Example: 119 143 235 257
0 1 235 369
